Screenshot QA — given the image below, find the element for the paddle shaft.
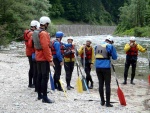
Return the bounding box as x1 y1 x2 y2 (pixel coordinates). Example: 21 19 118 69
83 46 86 71
74 47 90 93
147 47 150 69
111 63 119 87
74 99 118 103
76 63 80 77
74 47 85 78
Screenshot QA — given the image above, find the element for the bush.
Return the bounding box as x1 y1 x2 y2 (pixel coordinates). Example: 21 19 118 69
134 27 150 37
48 23 57 37
122 28 134 36
114 28 134 36
0 25 10 46
134 27 143 37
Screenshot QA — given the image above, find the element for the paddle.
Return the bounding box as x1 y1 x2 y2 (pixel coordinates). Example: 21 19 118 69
147 45 150 69
79 63 89 92
59 79 68 98
76 63 83 93
74 48 89 93
82 45 86 91
49 67 55 91
74 98 118 103
147 46 150 85
111 63 127 106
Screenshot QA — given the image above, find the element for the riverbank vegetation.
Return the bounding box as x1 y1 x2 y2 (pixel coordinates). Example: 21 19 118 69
1 0 150 46
0 0 126 45
115 0 150 37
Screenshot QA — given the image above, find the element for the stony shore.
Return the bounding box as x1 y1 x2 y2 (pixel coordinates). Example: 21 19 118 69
0 45 149 113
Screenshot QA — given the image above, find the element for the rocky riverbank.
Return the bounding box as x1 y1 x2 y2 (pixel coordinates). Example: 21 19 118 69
0 43 149 113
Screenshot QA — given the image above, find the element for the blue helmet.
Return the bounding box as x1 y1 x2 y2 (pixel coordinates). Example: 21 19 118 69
56 31 64 38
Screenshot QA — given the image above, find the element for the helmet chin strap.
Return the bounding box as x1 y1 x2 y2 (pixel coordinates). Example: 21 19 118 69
44 23 49 30
45 26 47 30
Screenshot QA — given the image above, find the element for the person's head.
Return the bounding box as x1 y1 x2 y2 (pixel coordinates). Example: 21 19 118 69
105 35 114 44
30 20 39 31
86 40 92 47
56 31 64 41
67 36 73 44
39 16 51 30
129 36 136 43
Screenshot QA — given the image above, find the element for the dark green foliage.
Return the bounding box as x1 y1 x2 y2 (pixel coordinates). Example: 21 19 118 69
0 24 9 46
0 0 51 45
51 0 125 24
1 0 145 45
115 0 150 37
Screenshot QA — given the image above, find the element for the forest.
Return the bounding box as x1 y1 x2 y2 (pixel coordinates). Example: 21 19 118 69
0 0 150 45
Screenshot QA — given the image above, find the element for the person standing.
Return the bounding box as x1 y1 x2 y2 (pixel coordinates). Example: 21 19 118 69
64 37 75 90
78 40 95 89
33 16 54 103
28 21 40 92
122 36 147 85
51 31 73 91
95 36 117 107
24 20 38 88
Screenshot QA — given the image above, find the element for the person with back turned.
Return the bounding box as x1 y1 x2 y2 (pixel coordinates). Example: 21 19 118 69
33 16 55 103
24 20 39 88
95 36 117 107
122 36 147 85
28 21 40 92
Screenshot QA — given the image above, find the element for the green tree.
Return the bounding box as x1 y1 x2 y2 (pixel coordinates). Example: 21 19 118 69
49 0 64 18
0 0 51 41
115 0 147 34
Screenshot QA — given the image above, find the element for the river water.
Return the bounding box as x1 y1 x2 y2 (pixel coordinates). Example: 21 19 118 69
0 35 150 82
62 35 150 82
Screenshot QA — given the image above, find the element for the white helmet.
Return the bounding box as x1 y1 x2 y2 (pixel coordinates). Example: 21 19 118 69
36 21 40 29
130 36 135 41
67 36 73 41
39 16 51 25
106 35 113 42
30 20 38 27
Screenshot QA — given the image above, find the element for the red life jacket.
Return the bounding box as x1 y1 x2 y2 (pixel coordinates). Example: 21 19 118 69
126 46 138 56
50 40 65 55
24 29 31 46
80 46 92 59
64 46 75 58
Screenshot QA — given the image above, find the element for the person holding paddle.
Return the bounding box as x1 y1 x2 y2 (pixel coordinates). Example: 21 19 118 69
78 40 95 89
122 36 147 85
95 35 117 107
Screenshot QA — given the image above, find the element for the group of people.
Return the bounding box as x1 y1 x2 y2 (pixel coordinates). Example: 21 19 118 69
24 16 147 107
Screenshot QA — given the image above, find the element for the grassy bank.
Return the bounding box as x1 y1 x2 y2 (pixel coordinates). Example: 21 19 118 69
114 26 150 37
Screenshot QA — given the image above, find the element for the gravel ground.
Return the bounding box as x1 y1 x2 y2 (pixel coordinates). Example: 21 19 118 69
0 47 149 113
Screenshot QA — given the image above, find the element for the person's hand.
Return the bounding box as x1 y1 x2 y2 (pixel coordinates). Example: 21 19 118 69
71 50 75 53
60 61 64 66
50 61 55 67
90 64 93 68
72 42 76 46
129 42 134 47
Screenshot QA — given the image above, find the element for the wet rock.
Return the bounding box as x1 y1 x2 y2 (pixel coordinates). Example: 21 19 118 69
138 74 144 76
